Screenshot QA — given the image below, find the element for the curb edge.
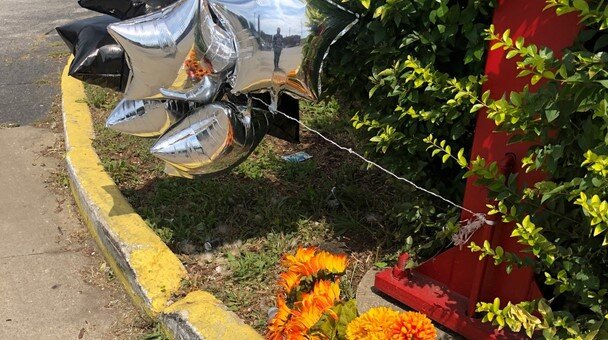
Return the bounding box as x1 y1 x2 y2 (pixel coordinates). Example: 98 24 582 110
60 57 262 340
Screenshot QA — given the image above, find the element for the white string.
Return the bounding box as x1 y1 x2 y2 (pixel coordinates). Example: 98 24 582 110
253 96 493 245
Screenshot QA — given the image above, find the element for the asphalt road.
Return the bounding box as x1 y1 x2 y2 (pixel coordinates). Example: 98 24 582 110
0 0 91 124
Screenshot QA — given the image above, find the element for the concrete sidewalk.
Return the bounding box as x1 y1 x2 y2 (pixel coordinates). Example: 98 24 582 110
0 126 146 339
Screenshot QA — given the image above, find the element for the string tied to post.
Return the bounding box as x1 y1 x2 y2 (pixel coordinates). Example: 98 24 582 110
253 97 495 244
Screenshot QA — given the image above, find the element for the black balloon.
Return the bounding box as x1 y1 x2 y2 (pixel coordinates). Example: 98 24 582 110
78 0 177 20
57 15 129 91
261 94 300 144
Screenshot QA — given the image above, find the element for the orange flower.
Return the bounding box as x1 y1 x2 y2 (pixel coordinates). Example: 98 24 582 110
345 307 400 340
281 247 318 269
284 280 341 338
306 279 341 306
267 296 292 340
280 271 303 294
285 249 348 278
389 312 436 340
269 248 348 339
311 251 348 274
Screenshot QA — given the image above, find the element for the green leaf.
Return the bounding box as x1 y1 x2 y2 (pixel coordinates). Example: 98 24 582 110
374 261 388 268
573 0 590 13
310 300 359 339
593 34 608 51
545 109 559 122
482 90 491 102
471 104 484 113
510 92 522 106
493 297 501 312
491 42 504 50
596 80 608 89
496 315 505 328
457 148 467 167
442 154 450 163
506 50 519 59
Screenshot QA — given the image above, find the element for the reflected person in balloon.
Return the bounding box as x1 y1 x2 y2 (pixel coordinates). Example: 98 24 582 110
90 0 357 178
272 27 284 69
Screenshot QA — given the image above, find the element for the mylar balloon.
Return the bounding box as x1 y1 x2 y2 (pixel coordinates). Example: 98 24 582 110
108 0 356 104
78 0 178 20
150 100 270 177
208 0 357 103
107 0 236 100
62 0 355 178
56 15 128 91
106 99 182 137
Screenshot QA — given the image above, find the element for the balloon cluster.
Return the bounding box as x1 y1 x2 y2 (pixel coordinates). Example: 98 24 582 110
58 0 356 178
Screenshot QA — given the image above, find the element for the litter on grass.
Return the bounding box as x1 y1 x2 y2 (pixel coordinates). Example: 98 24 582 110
281 151 312 163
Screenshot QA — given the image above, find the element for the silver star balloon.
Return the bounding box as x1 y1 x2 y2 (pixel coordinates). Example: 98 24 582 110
150 100 270 176
107 0 236 101
108 0 356 103
101 0 356 178
209 0 357 104
106 99 182 137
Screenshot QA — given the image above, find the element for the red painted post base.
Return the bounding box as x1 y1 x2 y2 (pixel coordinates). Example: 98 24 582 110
374 267 525 340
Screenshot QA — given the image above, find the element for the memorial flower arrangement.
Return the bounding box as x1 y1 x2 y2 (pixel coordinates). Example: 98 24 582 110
267 247 436 340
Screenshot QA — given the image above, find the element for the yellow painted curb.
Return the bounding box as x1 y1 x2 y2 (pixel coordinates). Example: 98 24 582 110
163 291 263 339
61 57 262 339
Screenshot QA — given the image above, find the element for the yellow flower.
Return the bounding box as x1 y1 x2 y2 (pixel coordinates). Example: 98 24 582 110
310 251 348 274
270 248 348 339
346 307 400 340
389 312 436 340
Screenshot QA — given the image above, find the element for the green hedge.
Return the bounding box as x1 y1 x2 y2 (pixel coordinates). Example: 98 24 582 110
323 0 607 338
322 0 495 261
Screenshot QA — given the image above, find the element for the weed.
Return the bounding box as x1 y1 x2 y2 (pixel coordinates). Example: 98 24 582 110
84 84 120 110
48 50 72 59
141 323 169 340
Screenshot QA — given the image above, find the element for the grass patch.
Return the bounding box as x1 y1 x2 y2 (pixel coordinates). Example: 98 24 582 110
85 85 454 331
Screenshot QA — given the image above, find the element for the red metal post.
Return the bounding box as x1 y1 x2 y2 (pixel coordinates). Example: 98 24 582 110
374 0 580 338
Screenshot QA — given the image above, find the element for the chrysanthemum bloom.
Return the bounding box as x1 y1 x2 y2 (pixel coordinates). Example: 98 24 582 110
345 307 400 340
287 280 341 336
389 312 436 340
280 271 303 294
282 247 318 269
267 296 293 340
289 251 348 277
280 247 347 279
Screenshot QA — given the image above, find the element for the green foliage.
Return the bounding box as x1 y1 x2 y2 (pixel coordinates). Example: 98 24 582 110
310 300 358 339
324 0 608 337
424 134 468 167
461 2 608 337
83 83 119 110
323 0 496 262
474 298 602 339
325 0 495 179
